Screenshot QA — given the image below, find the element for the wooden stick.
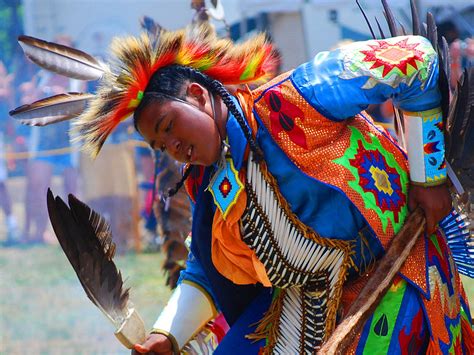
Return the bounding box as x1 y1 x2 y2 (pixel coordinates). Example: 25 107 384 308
319 207 425 354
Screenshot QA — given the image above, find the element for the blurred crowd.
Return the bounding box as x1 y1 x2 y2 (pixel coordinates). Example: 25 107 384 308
0 44 83 245
0 34 188 250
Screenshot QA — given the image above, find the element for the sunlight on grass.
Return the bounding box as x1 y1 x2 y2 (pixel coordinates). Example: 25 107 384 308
0 245 171 354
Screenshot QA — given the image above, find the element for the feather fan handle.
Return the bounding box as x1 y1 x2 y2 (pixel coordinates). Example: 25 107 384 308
19 35 106 81
46 189 146 348
9 92 94 126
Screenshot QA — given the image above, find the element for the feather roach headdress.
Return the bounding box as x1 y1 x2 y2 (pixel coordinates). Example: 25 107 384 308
12 23 279 157
75 24 278 156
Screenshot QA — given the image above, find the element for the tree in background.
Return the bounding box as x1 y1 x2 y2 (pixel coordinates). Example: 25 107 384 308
0 0 23 70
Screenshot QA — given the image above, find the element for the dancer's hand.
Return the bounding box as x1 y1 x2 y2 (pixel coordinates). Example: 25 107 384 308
408 183 452 234
132 333 173 355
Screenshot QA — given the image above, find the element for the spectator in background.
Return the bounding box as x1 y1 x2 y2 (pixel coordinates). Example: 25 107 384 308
22 35 82 244
437 18 473 89
11 57 39 176
0 61 19 245
450 37 474 89
136 144 158 244
19 76 42 244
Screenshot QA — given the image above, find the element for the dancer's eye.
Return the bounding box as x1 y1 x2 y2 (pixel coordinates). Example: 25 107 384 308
165 120 173 133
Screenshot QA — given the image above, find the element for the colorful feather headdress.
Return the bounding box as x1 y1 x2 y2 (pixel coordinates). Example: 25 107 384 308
76 25 278 156
12 24 279 157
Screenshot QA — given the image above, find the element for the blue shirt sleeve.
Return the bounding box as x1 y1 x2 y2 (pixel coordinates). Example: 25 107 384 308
290 35 441 121
177 249 218 306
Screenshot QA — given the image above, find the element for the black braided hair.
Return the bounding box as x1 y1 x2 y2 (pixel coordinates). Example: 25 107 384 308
133 64 264 197
166 163 194 198
202 75 264 162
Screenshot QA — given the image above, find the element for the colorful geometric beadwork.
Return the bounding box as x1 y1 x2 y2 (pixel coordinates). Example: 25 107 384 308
423 230 465 353
339 36 434 89
422 110 446 183
208 156 244 219
252 74 424 292
253 74 411 245
334 126 408 233
263 86 308 149
219 177 232 198
428 232 455 296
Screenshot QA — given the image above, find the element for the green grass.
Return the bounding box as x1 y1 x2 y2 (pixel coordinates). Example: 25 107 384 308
461 275 474 307
0 245 171 354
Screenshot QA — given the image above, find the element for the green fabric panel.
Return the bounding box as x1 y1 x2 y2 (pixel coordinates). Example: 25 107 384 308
362 280 407 354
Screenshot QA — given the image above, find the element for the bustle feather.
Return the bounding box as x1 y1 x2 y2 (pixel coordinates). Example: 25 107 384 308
410 0 421 36
18 35 107 81
9 92 94 126
446 68 474 190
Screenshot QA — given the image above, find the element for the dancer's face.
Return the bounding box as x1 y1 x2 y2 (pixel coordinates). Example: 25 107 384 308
137 82 224 166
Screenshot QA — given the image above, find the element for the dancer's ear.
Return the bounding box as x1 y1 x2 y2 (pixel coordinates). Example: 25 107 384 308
186 82 207 106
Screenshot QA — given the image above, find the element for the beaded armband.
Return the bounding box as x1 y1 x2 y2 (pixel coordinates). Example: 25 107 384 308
152 280 218 352
403 107 447 186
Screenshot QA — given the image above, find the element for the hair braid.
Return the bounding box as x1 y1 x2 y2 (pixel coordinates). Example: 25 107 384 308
207 79 264 162
167 164 194 198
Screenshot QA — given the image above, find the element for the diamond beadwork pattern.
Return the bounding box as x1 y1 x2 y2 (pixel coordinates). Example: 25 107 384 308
209 157 244 219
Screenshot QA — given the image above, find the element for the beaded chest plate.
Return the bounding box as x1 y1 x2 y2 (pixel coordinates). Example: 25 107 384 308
241 155 352 353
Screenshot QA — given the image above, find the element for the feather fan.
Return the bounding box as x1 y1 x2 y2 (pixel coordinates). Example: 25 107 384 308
19 35 106 81
439 209 474 278
9 92 94 126
46 189 145 348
